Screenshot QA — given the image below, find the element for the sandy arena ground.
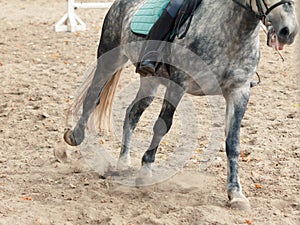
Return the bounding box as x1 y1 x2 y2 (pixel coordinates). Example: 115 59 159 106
0 0 299 224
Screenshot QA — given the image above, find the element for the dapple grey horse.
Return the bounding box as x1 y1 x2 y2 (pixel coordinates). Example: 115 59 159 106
64 0 298 210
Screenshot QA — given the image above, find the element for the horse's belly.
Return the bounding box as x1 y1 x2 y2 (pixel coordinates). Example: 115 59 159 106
185 75 223 96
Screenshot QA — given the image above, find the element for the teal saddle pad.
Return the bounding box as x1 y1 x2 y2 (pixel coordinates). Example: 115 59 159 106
130 0 170 35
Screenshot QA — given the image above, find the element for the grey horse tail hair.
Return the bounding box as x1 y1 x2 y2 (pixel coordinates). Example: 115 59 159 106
66 66 123 133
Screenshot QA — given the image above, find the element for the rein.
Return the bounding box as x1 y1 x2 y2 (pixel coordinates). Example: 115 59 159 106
232 0 294 23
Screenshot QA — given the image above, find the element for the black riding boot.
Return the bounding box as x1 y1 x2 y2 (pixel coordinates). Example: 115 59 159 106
136 10 175 76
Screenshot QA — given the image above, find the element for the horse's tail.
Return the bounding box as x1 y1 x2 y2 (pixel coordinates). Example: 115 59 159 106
92 68 122 131
66 67 122 132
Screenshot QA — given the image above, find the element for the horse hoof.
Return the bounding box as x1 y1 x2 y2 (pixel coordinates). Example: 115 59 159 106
228 192 251 210
135 176 152 186
135 172 153 186
117 155 131 170
135 163 153 186
63 129 78 146
229 198 251 210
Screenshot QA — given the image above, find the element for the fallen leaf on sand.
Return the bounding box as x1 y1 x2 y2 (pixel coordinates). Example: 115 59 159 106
245 219 252 224
254 183 263 189
241 150 247 162
161 141 168 146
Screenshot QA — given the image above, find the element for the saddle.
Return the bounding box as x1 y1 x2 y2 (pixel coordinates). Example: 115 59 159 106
130 0 203 39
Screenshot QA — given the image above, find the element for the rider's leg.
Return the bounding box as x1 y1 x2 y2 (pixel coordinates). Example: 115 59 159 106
166 0 186 18
136 0 184 76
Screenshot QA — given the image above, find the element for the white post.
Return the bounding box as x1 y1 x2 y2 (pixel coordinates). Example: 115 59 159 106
73 2 113 8
55 0 113 32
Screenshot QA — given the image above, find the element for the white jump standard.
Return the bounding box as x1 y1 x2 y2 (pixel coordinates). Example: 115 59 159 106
55 0 113 32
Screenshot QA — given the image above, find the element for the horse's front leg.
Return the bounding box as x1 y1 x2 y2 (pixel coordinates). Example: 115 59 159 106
224 84 251 210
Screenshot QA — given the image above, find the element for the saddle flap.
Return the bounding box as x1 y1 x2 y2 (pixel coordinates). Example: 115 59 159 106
130 0 170 35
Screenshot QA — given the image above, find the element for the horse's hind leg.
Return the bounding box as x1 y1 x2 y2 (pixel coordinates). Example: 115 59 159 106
64 50 127 146
137 79 185 183
224 85 251 210
118 77 159 169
